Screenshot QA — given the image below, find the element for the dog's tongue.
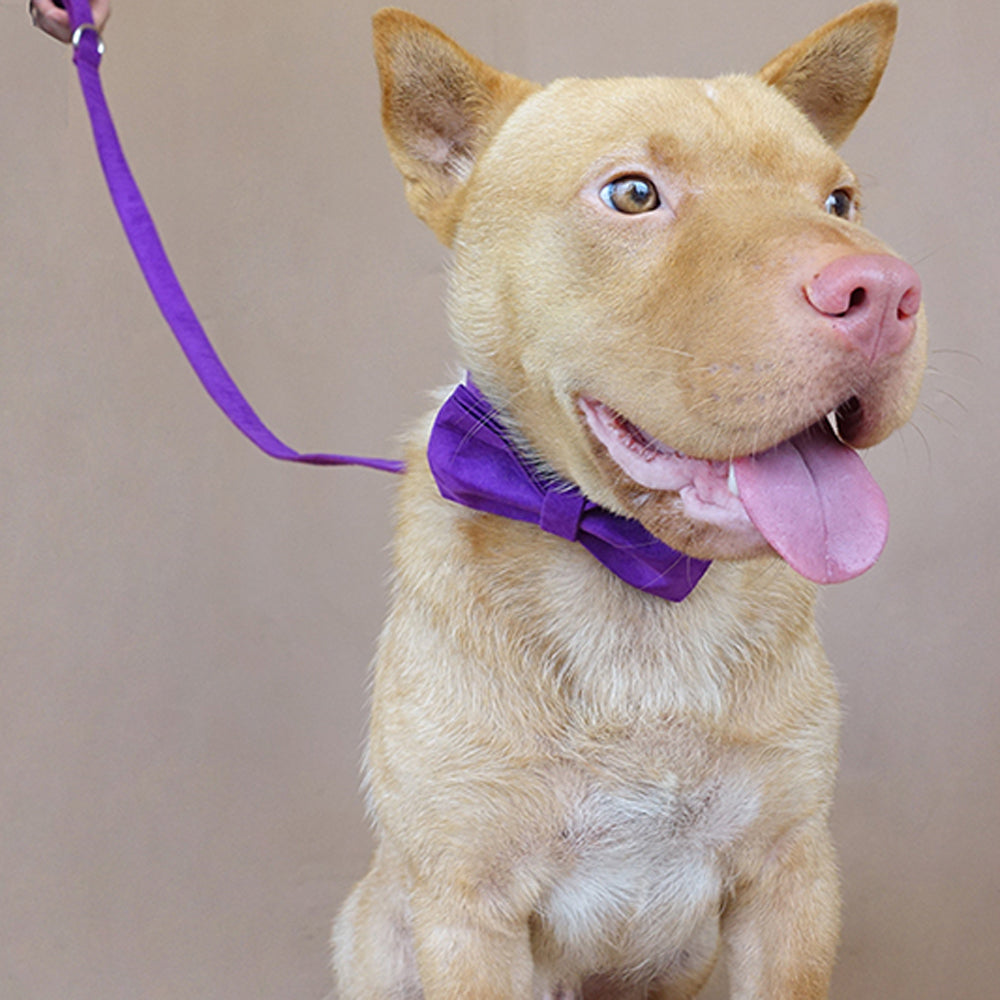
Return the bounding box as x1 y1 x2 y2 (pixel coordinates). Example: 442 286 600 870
733 423 889 584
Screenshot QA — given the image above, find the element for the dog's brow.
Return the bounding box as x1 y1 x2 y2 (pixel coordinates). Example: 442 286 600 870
646 133 697 172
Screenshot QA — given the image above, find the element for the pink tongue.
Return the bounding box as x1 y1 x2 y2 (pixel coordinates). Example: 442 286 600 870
733 423 889 584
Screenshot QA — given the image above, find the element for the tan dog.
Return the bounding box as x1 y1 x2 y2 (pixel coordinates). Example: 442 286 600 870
334 3 926 998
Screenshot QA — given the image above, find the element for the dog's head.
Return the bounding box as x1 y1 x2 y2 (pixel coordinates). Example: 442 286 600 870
373 2 926 585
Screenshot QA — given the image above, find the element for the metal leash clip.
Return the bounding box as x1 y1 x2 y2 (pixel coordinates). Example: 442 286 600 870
72 22 105 57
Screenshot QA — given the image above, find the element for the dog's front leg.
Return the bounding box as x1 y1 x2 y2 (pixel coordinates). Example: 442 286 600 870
722 820 840 1000
409 889 534 1000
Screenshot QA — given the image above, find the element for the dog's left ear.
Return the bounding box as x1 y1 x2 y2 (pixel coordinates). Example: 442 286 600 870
373 9 539 246
759 1 898 147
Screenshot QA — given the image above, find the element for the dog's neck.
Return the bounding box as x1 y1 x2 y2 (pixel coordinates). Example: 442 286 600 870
426 378 712 602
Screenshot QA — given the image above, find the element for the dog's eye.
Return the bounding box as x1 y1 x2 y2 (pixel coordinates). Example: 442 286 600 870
825 188 855 219
600 176 661 214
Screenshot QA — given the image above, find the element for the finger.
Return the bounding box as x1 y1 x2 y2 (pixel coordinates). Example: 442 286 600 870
90 0 111 32
30 2 73 43
31 0 111 42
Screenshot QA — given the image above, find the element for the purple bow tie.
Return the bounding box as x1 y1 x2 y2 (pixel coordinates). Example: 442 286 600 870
426 380 711 602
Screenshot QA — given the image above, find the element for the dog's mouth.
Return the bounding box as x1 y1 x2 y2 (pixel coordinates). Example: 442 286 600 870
580 396 888 584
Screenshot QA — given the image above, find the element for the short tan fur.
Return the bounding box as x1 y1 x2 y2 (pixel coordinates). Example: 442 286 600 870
335 5 925 998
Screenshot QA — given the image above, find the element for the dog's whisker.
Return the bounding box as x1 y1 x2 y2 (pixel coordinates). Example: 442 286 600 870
922 364 974 387
898 418 936 470
930 346 982 365
908 244 951 267
924 386 968 415
915 399 963 435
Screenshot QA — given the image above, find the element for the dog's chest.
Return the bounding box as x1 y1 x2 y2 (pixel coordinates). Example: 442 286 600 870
538 766 760 964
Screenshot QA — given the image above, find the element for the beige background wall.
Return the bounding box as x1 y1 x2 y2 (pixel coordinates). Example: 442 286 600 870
2 1 997 997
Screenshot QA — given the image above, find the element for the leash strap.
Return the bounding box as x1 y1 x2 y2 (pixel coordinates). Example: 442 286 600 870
63 0 406 474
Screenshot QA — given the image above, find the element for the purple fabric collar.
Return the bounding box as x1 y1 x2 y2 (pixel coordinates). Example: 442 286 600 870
427 380 711 602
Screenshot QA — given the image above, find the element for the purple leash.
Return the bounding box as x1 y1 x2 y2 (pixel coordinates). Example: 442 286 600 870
62 0 405 474
60 1 710 600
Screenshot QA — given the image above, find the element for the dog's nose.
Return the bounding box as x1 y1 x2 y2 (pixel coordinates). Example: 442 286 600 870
806 254 922 363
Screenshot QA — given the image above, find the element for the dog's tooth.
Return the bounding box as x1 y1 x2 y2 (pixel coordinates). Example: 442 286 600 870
826 409 842 441
727 462 740 498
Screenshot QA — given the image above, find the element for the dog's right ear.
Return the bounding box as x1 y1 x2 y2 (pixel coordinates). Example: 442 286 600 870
373 9 538 245
759 1 898 147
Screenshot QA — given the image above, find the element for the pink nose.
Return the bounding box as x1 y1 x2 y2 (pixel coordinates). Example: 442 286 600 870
806 254 922 363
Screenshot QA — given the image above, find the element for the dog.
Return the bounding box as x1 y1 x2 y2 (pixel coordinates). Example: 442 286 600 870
333 3 926 997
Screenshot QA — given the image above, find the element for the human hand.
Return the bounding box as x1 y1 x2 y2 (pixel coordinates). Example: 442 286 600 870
28 0 110 44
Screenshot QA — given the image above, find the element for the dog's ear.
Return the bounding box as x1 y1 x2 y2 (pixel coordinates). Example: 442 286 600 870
759 1 898 147
373 9 538 245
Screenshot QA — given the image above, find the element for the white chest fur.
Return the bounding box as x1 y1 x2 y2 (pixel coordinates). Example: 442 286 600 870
539 769 761 973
